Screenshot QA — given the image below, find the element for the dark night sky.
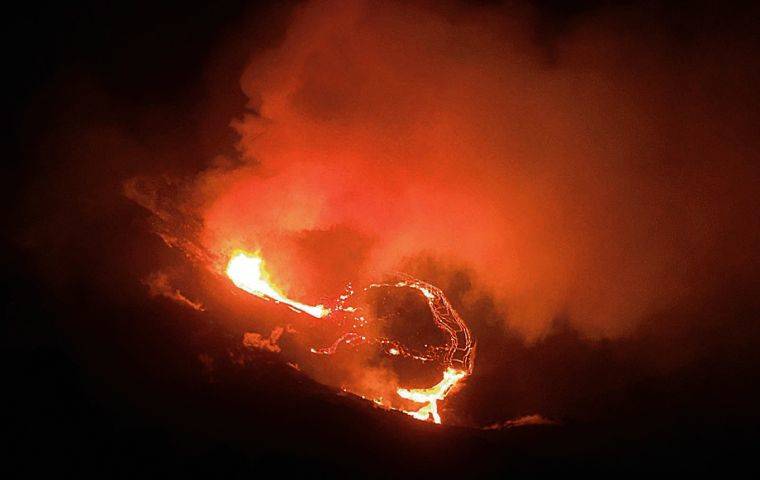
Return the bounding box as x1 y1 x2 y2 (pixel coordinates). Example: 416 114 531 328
3 0 760 475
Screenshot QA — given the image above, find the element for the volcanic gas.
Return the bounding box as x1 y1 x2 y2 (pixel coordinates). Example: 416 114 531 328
107 0 758 435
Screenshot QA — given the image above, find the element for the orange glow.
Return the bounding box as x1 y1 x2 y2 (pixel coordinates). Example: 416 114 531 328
226 250 474 424
226 250 329 318
397 368 466 424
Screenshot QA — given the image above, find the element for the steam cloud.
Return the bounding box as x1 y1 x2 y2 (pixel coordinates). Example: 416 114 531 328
165 0 758 339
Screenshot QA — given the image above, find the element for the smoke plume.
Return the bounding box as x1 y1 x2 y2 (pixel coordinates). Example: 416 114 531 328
144 0 759 339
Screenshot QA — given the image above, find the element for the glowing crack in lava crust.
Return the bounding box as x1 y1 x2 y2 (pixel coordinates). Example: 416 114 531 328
225 250 475 424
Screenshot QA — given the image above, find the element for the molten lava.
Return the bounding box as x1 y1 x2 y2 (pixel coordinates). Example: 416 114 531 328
397 367 467 424
225 249 474 424
225 250 329 318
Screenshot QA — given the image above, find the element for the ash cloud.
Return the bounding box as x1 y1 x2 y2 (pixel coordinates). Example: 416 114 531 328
182 0 759 339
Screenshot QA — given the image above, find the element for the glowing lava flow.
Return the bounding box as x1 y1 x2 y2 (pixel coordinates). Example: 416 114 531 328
225 250 474 424
397 367 466 424
367 279 473 423
225 251 329 318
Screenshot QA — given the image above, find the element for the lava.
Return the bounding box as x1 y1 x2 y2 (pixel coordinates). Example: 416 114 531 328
226 250 329 318
397 367 467 424
225 249 475 424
